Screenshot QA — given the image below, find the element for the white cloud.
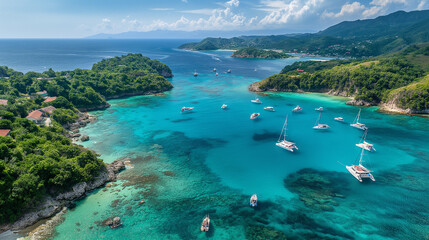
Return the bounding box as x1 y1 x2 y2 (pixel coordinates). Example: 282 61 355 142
97 18 113 32
258 0 325 25
179 8 214 15
417 0 427 9
181 0 188 3
226 0 240 7
323 2 365 18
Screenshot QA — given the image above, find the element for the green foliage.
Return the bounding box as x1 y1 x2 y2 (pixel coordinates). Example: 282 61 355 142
0 117 105 223
232 47 292 59
53 108 78 125
280 60 353 74
180 10 429 58
258 57 424 105
386 74 429 111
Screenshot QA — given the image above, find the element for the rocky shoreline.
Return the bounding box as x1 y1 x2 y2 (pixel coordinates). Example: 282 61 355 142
248 82 429 114
0 160 125 235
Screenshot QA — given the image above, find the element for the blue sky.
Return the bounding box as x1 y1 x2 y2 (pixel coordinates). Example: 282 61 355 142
0 0 427 38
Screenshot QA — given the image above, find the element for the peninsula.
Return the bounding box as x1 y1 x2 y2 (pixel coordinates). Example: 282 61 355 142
250 44 429 114
0 53 173 231
231 47 292 59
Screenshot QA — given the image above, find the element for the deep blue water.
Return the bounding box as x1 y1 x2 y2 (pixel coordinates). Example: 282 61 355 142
0 39 428 240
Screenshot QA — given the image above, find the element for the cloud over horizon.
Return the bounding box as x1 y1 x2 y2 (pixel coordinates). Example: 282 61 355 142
0 0 427 37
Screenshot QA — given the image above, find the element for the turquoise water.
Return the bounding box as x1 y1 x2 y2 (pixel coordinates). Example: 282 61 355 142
0 40 427 239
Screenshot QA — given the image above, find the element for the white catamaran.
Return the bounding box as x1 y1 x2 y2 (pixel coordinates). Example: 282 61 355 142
276 115 298 152
313 112 330 130
356 129 376 152
346 148 375 182
251 98 262 104
350 109 368 130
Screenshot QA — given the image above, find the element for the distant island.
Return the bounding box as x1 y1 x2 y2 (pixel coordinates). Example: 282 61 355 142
250 44 429 114
0 54 173 230
231 47 292 59
180 10 429 58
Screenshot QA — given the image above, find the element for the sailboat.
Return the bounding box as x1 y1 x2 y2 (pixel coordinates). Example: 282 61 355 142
350 109 368 130
313 112 330 130
315 107 324 111
250 194 258 207
200 215 210 232
356 129 376 152
346 148 375 182
276 115 298 152
292 105 302 112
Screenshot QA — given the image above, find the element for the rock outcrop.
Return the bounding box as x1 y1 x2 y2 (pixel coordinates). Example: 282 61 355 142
1 160 125 232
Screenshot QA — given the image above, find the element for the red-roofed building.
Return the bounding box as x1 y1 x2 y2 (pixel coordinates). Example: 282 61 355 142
26 110 44 124
43 97 57 103
0 99 7 106
40 106 57 115
0 129 10 137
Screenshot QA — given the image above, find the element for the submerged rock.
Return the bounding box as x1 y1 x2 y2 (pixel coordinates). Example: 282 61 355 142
244 224 288 240
284 168 346 212
81 135 90 141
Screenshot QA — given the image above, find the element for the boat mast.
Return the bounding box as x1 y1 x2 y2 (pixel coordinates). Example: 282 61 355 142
356 109 361 123
284 115 288 141
358 148 365 165
278 115 287 142
315 112 321 126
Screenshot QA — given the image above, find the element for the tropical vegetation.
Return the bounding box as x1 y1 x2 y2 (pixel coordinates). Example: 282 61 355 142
0 54 173 223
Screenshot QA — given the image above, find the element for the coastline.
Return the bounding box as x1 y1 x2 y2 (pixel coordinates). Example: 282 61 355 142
0 89 172 237
0 160 125 236
248 81 429 116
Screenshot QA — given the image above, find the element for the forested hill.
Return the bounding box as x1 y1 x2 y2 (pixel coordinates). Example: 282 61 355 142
250 44 429 113
179 10 429 58
231 47 292 59
0 54 173 223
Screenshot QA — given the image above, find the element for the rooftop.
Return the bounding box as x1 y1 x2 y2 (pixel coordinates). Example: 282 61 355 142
43 97 57 103
0 129 11 137
26 110 43 120
0 99 7 105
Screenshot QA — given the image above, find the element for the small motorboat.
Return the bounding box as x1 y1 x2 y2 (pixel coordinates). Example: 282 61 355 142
250 113 260 120
221 104 228 109
138 199 146 206
250 194 258 207
216 72 219 76
292 105 302 112
213 68 217 72
181 107 194 113
315 107 323 111
227 69 231 73
251 98 262 104
193 70 198 77
110 222 123 229
264 106 275 112
201 215 210 232
334 117 344 122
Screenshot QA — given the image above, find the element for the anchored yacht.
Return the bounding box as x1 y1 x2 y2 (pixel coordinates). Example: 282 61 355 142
276 115 298 152
313 112 330 130
350 109 368 130
251 98 262 104
356 130 376 152
346 148 375 182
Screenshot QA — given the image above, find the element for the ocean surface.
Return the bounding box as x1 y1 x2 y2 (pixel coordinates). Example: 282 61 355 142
0 39 428 240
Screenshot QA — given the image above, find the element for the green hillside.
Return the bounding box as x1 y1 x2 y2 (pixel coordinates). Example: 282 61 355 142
232 47 292 59
180 10 429 58
251 44 429 112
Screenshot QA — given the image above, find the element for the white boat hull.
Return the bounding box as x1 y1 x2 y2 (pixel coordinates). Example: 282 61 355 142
276 141 298 152
350 123 367 130
346 165 375 182
356 142 376 152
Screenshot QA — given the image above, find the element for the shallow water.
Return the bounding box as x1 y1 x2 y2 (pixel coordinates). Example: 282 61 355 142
0 40 427 239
